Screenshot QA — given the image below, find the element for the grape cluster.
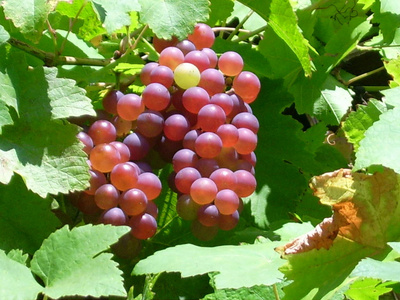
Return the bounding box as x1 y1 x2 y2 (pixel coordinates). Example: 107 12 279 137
76 23 260 242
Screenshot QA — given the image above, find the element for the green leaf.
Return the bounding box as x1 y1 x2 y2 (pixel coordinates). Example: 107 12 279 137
384 56 400 87
208 0 234 26
0 249 42 300
133 242 284 289
0 24 10 45
0 175 61 254
90 0 141 34
6 249 29 265
342 99 387 151
138 0 210 40
382 86 400 107
239 0 312 77
345 278 393 300
351 258 400 282
30 224 130 299
231 1 266 31
354 107 400 173
2 0 52 42
203 283 286 300
372 0 400 43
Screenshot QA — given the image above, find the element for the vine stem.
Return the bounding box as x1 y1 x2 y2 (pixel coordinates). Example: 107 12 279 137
233 25 267 42
345 66 386 86
226 10 254 41
212 27 250 34
8 37 113 66
273 284 280 300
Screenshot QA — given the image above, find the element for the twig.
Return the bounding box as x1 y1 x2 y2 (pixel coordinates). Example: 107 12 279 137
232 25 267 42
273 284 280 300
345 66 386 86
227 10 254 41
131 24 149 50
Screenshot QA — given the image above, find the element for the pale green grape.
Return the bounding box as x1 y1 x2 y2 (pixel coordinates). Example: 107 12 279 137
174 63 201 89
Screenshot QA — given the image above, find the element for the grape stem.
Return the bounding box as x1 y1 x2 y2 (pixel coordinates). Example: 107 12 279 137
226 10 254 41
273 283 280 300
345 66 386 86
232 25 267 43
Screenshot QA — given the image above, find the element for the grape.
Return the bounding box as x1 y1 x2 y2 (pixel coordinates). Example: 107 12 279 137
94 183 119 210
214 189 239 215
149 65 174 88
218 210 239 231
198 68 225 96
232 71 261 103
228 93 247 119
90 143 121 173
196 158 219 177
201 48 218 68
184 50 210 72
163 113 191 141
209 168 237 191
156 136 183 162
217 51 244 76
176 194 200 220
128 213 157 240
101 207 127 226
88 120 117 145
181 86 210 114
197 104 226 132
117 93 145 121
77 193 102 215
191 219 218 241
85 169 107 195
135 172 162 200
234 170 256 197
195 132 223 158
120 188 148 216
215 147 239 170
210 93 233 116
136 110 164 138
231 112 259 134
77 131 93 155
240 151 257 167
111 116 132 137
170 88 185 111
174 167 201 194
174 63 201 89
234 128 257 155
172 148 199 172
176 39 196 55
153 36 178 53
146 201 159 219
140 62 159 85
142 83 171 111
235 159 254 174
187 23 215 49
183 129 201 151
123 132 150 161
216 124 239 147
190 177 218 205
197 204 219 227
111 233 142 260
110 141 131 163
102 90 123 114
159 47 184 70
135 161 152 173
110 162 139 191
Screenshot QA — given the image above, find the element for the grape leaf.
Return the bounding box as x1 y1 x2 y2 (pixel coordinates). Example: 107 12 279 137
372 0 400 43
345 278 393 300
351 258 400 282
6 249 29 265
0 175 61 254
2 0 52 42
354 107 400 173
138 0 210 40
0 249 43 300
0 51 94 196
203 283 286 300
381 86 400 107
231 1 266 31
0 24 9 45
208 0 235 26
342 99 387 151
30 224 130 299
384 56 400 87
133 241 284 289
238 0 312 77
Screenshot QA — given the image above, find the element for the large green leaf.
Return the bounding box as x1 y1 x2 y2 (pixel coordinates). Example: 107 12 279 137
2 0 52 42
0 175 61 254
208 0 235 26
30 224 130 299
239 0 312 77
0 249 43 300
0 51 95 196
138 0 210 40
372 0 400 43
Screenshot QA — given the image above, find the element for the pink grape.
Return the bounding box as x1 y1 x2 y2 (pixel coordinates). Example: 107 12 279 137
110 162 139 191
201 48 218 68
94 183 119 210
102 90 123 114
85 169 107 195
90 143 121 173
111 116 132 137
117 94 145 121
136 110 164 138
140 62 159 85
146 201 159 219
187 23 215 49
216 124 239 147
182 87 210 114
156 136 183 162
77 131 93 155
163 113 191 141
231 112 259 134
227 93 247 119
234 170 256 197
101 207 127 226
197 204 219 227
135 172 162 200
88 120 117 145
153 36 178 53
214 189 239 215
128 213 157 239
195 132 223 158
218 210 239 231
197 104 226 132
210 93 234 116
172 149 199 172
123 132 150 161
149 65 174 88
183 129 201 151
176 194 200 220
142 83 171 111
110 141 130 163
176 39 196 55
175 167 201 194
120 188 148 216
190 177 218 205
196 158 219 177
184 50 210 72
232 71 261 103
234 128 257 155
159 46 184 70
191 219 218 241
209 168 237 191
198 68 225 96
217 51 244 76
